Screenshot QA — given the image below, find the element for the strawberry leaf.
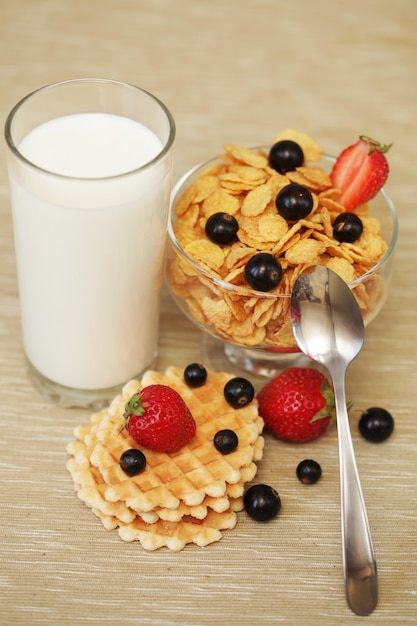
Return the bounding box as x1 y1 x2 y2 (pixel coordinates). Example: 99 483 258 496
123 393 145 420
309 379 336 424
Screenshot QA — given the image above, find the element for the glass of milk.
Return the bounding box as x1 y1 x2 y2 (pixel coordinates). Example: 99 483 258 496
5 79 175 409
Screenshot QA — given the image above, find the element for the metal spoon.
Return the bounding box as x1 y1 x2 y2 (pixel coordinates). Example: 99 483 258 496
290 265 378 616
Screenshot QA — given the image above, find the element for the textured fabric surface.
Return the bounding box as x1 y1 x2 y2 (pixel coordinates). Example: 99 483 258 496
1 0 416 623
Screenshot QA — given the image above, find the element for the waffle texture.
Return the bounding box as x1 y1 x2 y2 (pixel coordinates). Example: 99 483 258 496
67 367 264 550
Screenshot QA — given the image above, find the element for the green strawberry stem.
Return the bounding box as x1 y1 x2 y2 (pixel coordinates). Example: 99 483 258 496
121 393 145 433
124 393 145 418
309 379 336 424
359 135 393 155
310 379 352 425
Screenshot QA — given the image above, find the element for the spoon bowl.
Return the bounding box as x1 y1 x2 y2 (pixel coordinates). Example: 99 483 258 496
291 265 377 617
291 265 365 368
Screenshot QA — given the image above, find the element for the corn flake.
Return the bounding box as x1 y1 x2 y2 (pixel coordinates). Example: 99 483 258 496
184 240 224 269
223 144 268 169
325 257 355 283
241 184 273 217
202 188 241 218
285 238 326 265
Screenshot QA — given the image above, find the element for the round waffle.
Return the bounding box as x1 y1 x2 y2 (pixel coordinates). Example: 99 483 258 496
66 366 264 551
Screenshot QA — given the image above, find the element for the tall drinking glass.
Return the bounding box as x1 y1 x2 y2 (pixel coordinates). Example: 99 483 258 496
5 79 175 409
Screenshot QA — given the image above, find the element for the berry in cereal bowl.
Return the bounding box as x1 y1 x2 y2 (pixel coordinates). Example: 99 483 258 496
165 130 397 385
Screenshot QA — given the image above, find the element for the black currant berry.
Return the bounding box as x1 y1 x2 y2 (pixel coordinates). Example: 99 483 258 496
184 362 207 387
224 377 255 408
244 253 282 292
333 213 364 243
269 140 304 174
213 429 239 454
205 212 239 245
358 407 394 443
119 449 146 476
276 183 313 220
244 484 281 522
296 459 322 484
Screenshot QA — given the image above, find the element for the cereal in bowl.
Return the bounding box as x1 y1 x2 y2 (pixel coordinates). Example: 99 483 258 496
166 130 391 350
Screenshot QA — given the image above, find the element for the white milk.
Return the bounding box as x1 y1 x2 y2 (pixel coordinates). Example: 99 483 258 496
9 113 169 390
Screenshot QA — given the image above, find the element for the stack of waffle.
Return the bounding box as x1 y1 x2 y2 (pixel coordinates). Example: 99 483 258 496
66 366 264 551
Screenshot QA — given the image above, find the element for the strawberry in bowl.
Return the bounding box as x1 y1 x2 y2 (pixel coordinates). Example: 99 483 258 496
330 135 392 211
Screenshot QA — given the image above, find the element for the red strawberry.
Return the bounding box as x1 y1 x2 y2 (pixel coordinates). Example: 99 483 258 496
330 136 392 211
123 385 196 453
257 367 336 443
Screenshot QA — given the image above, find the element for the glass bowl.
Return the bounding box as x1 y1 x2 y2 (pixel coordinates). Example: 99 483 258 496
165 149 398 384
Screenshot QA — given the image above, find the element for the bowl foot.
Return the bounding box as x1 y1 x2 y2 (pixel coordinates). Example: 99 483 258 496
199 333 312 390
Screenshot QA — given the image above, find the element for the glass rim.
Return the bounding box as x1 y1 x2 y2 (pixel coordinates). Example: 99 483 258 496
4 77 176 182
167 149 398 297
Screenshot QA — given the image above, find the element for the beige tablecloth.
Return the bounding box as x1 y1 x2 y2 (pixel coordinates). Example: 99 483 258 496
1 1 416 624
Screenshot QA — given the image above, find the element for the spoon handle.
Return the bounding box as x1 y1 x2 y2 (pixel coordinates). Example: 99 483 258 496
332 374 378 616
